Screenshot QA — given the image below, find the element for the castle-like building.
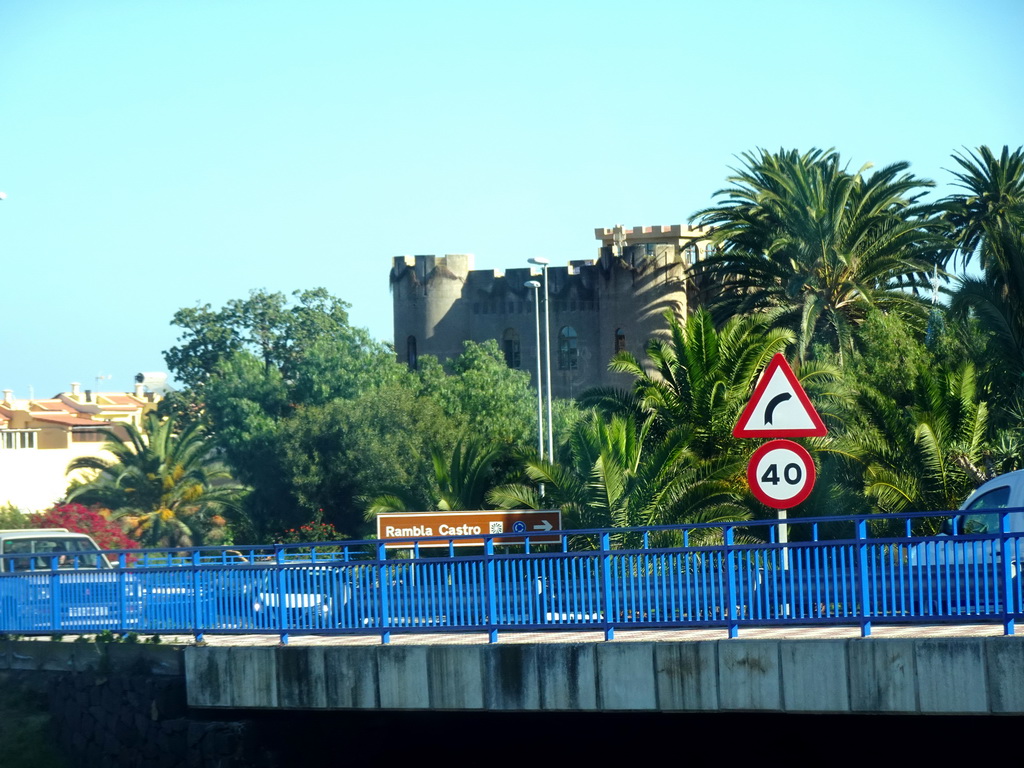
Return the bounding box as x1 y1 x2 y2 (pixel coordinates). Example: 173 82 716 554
391 225 712 398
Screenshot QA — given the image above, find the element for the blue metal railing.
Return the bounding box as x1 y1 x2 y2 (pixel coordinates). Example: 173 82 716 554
1 508 1021 643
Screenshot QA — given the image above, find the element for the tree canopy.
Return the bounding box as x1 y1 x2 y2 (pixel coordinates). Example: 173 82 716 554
137 144 1024 546
694 148 949 362
65 413 243 547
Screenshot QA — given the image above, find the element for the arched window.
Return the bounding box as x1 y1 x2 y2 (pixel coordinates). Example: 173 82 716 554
503 328 521 368
704 243 717 259
615 328 626 353
407 336 418 369
683 243 698 264
558 326 578 370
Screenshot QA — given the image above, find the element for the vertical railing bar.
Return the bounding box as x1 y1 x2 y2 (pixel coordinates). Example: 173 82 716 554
725 526 737 638
601 533 613 640
485 538 498 643
855 519 871 637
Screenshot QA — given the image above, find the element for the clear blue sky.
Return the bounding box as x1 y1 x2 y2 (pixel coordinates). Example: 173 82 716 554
1 0 1021 396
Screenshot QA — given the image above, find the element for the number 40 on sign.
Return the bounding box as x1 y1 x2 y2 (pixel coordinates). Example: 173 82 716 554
747 439 816 510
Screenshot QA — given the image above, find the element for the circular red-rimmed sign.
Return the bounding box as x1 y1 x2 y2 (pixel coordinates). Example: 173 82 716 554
747 439 816 509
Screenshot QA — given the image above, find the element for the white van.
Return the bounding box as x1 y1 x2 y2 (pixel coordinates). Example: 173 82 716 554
910 470 1024 569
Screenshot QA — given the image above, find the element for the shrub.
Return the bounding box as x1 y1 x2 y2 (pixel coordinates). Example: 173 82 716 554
29 504 139 552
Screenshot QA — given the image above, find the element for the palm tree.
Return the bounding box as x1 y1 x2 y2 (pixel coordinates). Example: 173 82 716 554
364 438 503 516
584 308 844 526
945 146 1024 397
693 148 949 363
945 145 1024 275
589 309 798 460
65 413 245 547
488 412 747 545
839 363 989 522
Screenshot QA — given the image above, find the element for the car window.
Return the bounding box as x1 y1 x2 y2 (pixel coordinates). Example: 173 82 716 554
1 537 106 570
960 485 1012 534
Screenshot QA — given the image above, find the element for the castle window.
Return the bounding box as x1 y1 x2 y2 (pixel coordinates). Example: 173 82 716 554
615 328 626 354
503 328 521 369
683 244 698 263
704 243 717 259
407 336 418 369
558 326 578 370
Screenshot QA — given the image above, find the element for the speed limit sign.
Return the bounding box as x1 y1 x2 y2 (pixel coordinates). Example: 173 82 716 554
747 439 816 509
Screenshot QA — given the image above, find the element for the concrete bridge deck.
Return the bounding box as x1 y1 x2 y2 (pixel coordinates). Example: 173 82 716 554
152 621 1011 646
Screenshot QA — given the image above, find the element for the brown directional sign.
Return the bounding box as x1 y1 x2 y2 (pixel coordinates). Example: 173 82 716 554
376 510 562 548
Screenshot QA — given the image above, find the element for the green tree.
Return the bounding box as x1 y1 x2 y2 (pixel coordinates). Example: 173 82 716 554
163 289 406 539
489 412 746 544
945 146 1024 405
838 363 989 520
585 308 846 522
365 437 504 516
416 340 537 448
694 148 948 362
65 413 244 547
586 309 800 459
282 378 459 538
165 288 393 399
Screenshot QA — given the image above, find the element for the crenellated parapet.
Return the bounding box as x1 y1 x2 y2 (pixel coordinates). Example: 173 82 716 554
391 225 713 396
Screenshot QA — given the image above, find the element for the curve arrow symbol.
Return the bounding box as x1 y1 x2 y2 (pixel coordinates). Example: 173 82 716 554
763 393 792 425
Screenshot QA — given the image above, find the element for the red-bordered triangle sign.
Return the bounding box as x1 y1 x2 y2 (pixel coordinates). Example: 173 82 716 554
733 353 827 438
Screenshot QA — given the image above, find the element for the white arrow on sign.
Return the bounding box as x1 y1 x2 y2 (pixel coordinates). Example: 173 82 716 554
532 520 554 531
733 354 827 438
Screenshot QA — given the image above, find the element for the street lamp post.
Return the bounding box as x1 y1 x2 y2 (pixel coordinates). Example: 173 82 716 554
524 280 544 461
528 257 554 459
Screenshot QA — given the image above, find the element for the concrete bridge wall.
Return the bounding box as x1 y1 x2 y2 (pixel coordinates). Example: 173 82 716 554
186 637 1024 715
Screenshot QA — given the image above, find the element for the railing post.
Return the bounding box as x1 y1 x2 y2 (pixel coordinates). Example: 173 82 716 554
601 532 614 641
725 526 738 639
1000 512 1016 636
49 555 61 632
485 538 498 643
275 546 288 645
192 550 205 644
856 518 871 637
377 542 391 644
118 553 128 634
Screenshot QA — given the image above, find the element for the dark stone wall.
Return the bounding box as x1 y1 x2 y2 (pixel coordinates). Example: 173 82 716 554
0 641 271 768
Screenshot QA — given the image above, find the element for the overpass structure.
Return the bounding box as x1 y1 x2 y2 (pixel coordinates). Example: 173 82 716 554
3 630 1024 716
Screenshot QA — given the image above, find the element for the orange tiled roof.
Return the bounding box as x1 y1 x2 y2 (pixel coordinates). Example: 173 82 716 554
31 413 112 428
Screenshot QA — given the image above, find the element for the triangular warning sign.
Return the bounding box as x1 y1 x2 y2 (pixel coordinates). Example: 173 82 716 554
733 353 827 438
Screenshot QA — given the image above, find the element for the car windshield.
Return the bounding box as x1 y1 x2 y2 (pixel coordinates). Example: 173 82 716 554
2 537 107 570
